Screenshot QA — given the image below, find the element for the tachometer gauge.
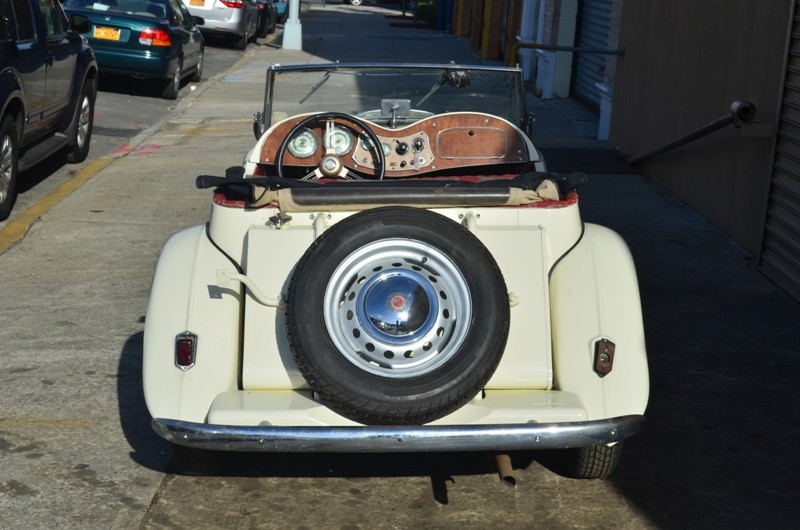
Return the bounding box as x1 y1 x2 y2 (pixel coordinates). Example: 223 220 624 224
287 128 317 158
323 125 355 156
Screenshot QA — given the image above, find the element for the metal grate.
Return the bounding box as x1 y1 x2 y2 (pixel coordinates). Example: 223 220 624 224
761 1 800 301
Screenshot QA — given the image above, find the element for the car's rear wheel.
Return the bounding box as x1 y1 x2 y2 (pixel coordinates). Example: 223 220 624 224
234 29 248 50
169 443 224 476
162 60 182 100
256 12 269 38
0 115 19 222
560 443 624 479
190 47 203 83
65 79 95 163
286 207 510 425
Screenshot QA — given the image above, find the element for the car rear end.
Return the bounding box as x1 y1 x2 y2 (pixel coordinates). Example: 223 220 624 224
143 191 648 476
63 1 178 80
182 0 246 37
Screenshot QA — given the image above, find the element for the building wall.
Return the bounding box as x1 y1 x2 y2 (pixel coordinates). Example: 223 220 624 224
609 0 792 254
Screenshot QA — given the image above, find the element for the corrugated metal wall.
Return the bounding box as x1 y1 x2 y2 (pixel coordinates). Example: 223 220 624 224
572 0 612 108
761 1 800 301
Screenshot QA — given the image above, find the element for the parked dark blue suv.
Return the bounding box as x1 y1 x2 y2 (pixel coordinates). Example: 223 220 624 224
0 0 98 221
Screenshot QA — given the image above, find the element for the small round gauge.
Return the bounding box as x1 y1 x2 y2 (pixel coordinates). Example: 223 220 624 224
361 137 391 156
287 128 317 159
324 126 355 156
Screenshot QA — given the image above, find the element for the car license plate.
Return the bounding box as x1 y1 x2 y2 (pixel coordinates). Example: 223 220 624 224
93 26 121 41
190 0 203 5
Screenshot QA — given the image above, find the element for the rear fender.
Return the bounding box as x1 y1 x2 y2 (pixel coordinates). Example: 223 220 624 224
0 70 25 135
549 223 649 419
143 225 242 422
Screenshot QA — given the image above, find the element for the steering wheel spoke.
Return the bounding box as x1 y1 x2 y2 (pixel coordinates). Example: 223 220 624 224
300 168 324 181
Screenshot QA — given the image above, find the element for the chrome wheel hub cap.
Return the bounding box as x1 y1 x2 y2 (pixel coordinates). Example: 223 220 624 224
0 134 12 203
77 95 90 149
324 239 471 378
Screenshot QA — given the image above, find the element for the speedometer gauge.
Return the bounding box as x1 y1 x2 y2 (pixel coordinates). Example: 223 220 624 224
323 126 355 156
287 128 317 158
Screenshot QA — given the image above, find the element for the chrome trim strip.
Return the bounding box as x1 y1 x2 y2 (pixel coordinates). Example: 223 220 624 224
153 415 644 453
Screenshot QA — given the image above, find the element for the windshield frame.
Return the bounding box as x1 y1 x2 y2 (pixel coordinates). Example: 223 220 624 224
261 62 530 134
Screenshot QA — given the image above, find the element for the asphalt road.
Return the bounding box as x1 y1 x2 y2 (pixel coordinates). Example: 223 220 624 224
0 35 277 231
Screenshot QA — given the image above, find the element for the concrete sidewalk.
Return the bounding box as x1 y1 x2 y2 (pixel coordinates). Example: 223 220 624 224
0 2 798 529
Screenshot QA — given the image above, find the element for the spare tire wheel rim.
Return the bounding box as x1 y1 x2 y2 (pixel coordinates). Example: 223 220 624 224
324 238 471 378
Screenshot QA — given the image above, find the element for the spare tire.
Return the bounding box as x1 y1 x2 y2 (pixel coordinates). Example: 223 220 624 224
286 206 510 425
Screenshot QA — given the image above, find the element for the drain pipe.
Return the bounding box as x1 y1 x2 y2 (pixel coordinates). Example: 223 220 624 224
626 100 757 165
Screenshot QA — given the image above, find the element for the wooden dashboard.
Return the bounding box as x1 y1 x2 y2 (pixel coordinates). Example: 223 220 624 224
259 112 533 178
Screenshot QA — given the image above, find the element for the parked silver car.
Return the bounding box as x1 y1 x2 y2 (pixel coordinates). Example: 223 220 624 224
181 0 259 49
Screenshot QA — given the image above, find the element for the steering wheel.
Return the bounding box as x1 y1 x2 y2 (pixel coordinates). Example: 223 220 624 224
275 112 386 180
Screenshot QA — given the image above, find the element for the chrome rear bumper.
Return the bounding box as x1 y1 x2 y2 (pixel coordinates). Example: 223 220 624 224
153 415 644 453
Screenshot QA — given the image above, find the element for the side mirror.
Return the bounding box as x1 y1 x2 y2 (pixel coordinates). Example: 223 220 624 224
193 15 205 26
69 14 91 34
253 112 264 140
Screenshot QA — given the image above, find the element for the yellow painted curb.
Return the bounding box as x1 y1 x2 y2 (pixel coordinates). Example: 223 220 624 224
0 156 113 255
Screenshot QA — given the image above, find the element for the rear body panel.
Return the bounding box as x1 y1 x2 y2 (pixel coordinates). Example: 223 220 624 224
144 200 648 433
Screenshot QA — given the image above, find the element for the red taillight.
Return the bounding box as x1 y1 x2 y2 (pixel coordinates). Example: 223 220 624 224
139 28 171 46
175 332 197 370
220 0 243 8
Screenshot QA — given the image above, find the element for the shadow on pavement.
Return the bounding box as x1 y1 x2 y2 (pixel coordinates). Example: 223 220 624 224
118 331 171 472
578 172 800 528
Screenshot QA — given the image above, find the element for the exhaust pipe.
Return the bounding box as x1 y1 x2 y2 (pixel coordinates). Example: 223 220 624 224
495 453 516 489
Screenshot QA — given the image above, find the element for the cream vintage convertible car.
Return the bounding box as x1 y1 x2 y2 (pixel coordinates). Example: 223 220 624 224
143 63 649 478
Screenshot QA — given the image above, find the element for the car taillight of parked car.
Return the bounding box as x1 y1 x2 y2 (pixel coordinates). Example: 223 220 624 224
139 28 171 47
220 0 244 8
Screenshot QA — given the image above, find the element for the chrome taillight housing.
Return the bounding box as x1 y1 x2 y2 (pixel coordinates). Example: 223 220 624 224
175 332 198 370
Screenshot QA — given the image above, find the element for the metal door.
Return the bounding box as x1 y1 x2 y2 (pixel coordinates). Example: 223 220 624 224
760 0 800 301
572 0 612 109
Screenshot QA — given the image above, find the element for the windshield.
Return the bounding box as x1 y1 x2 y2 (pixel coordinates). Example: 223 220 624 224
264 63 527 131
63 0 168 16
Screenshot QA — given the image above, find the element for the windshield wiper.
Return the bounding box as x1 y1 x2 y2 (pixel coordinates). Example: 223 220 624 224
299 71 332 104
415 73 447 108
415 67 472 107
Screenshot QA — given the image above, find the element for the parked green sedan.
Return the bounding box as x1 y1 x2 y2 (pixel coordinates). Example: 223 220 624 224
63 0 205 99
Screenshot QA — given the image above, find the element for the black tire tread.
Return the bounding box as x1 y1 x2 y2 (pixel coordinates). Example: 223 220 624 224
169 443 223 476
162 61 182 99
562 443 624 479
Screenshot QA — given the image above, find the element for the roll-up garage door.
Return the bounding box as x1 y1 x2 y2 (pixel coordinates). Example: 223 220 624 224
760 1 800 301
573 0 613 109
